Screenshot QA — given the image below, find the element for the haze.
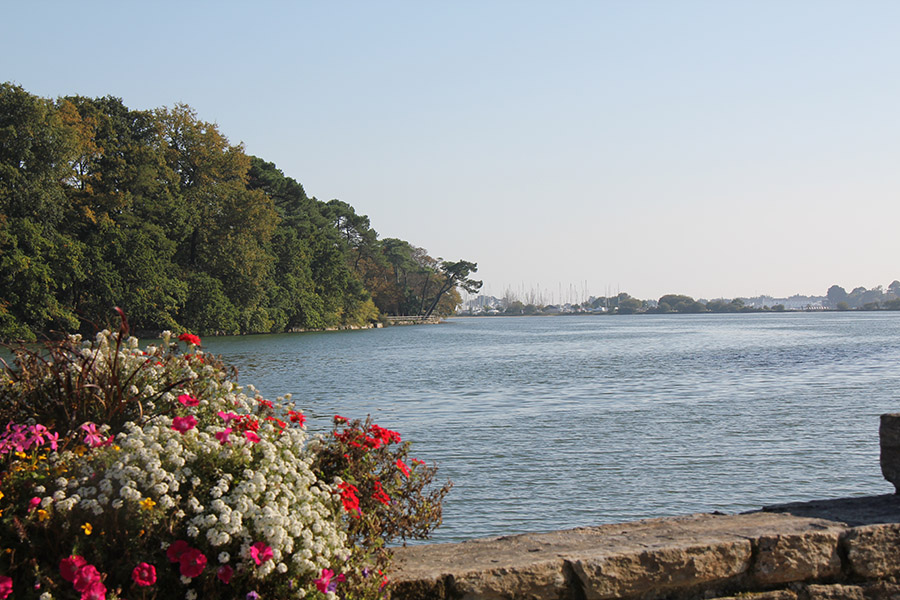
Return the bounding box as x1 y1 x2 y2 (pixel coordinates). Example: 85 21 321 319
4 1 898 301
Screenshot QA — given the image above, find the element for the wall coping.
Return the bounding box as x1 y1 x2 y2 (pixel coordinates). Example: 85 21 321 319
389 494 900 600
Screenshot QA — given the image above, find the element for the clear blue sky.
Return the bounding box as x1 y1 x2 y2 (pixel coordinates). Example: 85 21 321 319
4 1 899 302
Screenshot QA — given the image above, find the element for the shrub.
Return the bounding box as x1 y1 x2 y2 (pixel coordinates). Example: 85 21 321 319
0 322 448 599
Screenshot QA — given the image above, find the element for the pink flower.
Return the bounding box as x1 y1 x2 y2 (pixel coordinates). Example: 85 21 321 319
178 332 201 346
178 394 199 407
131 562 156 586
218 411 238 423
215 428 232 445
249 542 273 566
244 431 261 443
80 579 106 600
80 422 105 447
166 540 191 563
73 564 101 592
171 415 198 434
0 575 11 600
29 496 41 510
314 569 335 593
60 555 87 582
179 548 207 578
217 564 234 584
45 431 60 450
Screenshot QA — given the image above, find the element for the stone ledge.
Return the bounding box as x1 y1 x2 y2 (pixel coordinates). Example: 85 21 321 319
389 495 900 600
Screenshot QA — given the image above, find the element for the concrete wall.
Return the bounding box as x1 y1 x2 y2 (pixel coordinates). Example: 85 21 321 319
387 416 900 600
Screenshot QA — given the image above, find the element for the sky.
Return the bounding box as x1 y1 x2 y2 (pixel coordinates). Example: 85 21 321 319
3 1 900 302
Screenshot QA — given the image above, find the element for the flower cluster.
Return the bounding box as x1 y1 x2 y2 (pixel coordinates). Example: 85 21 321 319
0 325 449 600
0 330 351 599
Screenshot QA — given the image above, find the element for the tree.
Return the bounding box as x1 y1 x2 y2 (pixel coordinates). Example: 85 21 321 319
826 285 848 308
422 260 482 318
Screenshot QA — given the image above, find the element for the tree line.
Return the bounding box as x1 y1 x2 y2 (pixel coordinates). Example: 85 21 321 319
0 83 481 340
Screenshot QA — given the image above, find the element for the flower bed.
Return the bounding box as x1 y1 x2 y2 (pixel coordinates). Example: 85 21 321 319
0 322 449 599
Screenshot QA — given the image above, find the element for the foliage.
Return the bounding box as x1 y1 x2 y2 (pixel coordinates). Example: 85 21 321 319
0 84 478 340
0 325 449 599
310 417 451 597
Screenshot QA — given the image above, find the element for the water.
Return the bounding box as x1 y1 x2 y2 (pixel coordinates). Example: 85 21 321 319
200 312 900 542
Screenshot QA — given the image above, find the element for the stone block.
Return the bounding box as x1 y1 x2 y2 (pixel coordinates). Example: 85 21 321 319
711 591 798 600
752 530 842 585
844 523 900 578
880 414 900 494
569 540 752 600
802 584 865 600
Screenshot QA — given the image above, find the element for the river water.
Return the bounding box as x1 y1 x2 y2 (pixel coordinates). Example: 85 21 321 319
201 312 900 542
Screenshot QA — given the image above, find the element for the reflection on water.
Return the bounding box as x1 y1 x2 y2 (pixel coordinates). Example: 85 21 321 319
198 313 900 542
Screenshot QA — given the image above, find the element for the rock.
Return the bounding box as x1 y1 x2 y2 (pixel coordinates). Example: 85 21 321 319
844 523 900 578
880 414 900 494
752 530 842 586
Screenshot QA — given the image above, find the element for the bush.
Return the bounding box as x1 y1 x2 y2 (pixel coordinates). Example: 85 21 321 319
0 322 448 599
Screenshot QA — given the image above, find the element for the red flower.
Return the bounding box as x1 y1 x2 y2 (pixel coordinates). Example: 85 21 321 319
396 458 410 477
245 430 261 443
288 410 306 426
179 548 207 578
370 424 401 445
172 415 198 434
80 579 107 600
73 564 101 592
372 480 391 505
60 555 87 582
166 540 190 563
334 415 348 424
258 399 273 409
132 562 157 586
178 394 199 407
337 481 361 517
217 565 234 584
178 332 201 346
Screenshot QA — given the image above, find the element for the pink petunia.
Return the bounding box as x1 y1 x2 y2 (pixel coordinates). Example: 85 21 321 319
244 431 261 443
0 575 11 600
171 415 198 434
217 564 234 584
60 555 87 582
73 564 101 592
179 548 207 578
166 540 191 563
215 428 232 445
249 542 274 566
218 411 238 423
314 569 334 593
178 394 199 407
132 562 156 586
80 579 107 600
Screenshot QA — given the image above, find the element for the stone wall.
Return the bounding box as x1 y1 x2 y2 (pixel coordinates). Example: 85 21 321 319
387 415 900 599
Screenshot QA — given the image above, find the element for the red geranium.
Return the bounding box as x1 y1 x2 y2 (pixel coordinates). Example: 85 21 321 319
178 332 201 346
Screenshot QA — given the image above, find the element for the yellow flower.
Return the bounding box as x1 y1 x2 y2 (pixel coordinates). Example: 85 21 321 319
0 491 4 501
139 497 156 511
81 522 92 535
74 445 87 457
13 452 26 459
37 509 49 522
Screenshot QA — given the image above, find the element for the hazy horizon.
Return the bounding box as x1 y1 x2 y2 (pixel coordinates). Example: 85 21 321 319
5 1 899 301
